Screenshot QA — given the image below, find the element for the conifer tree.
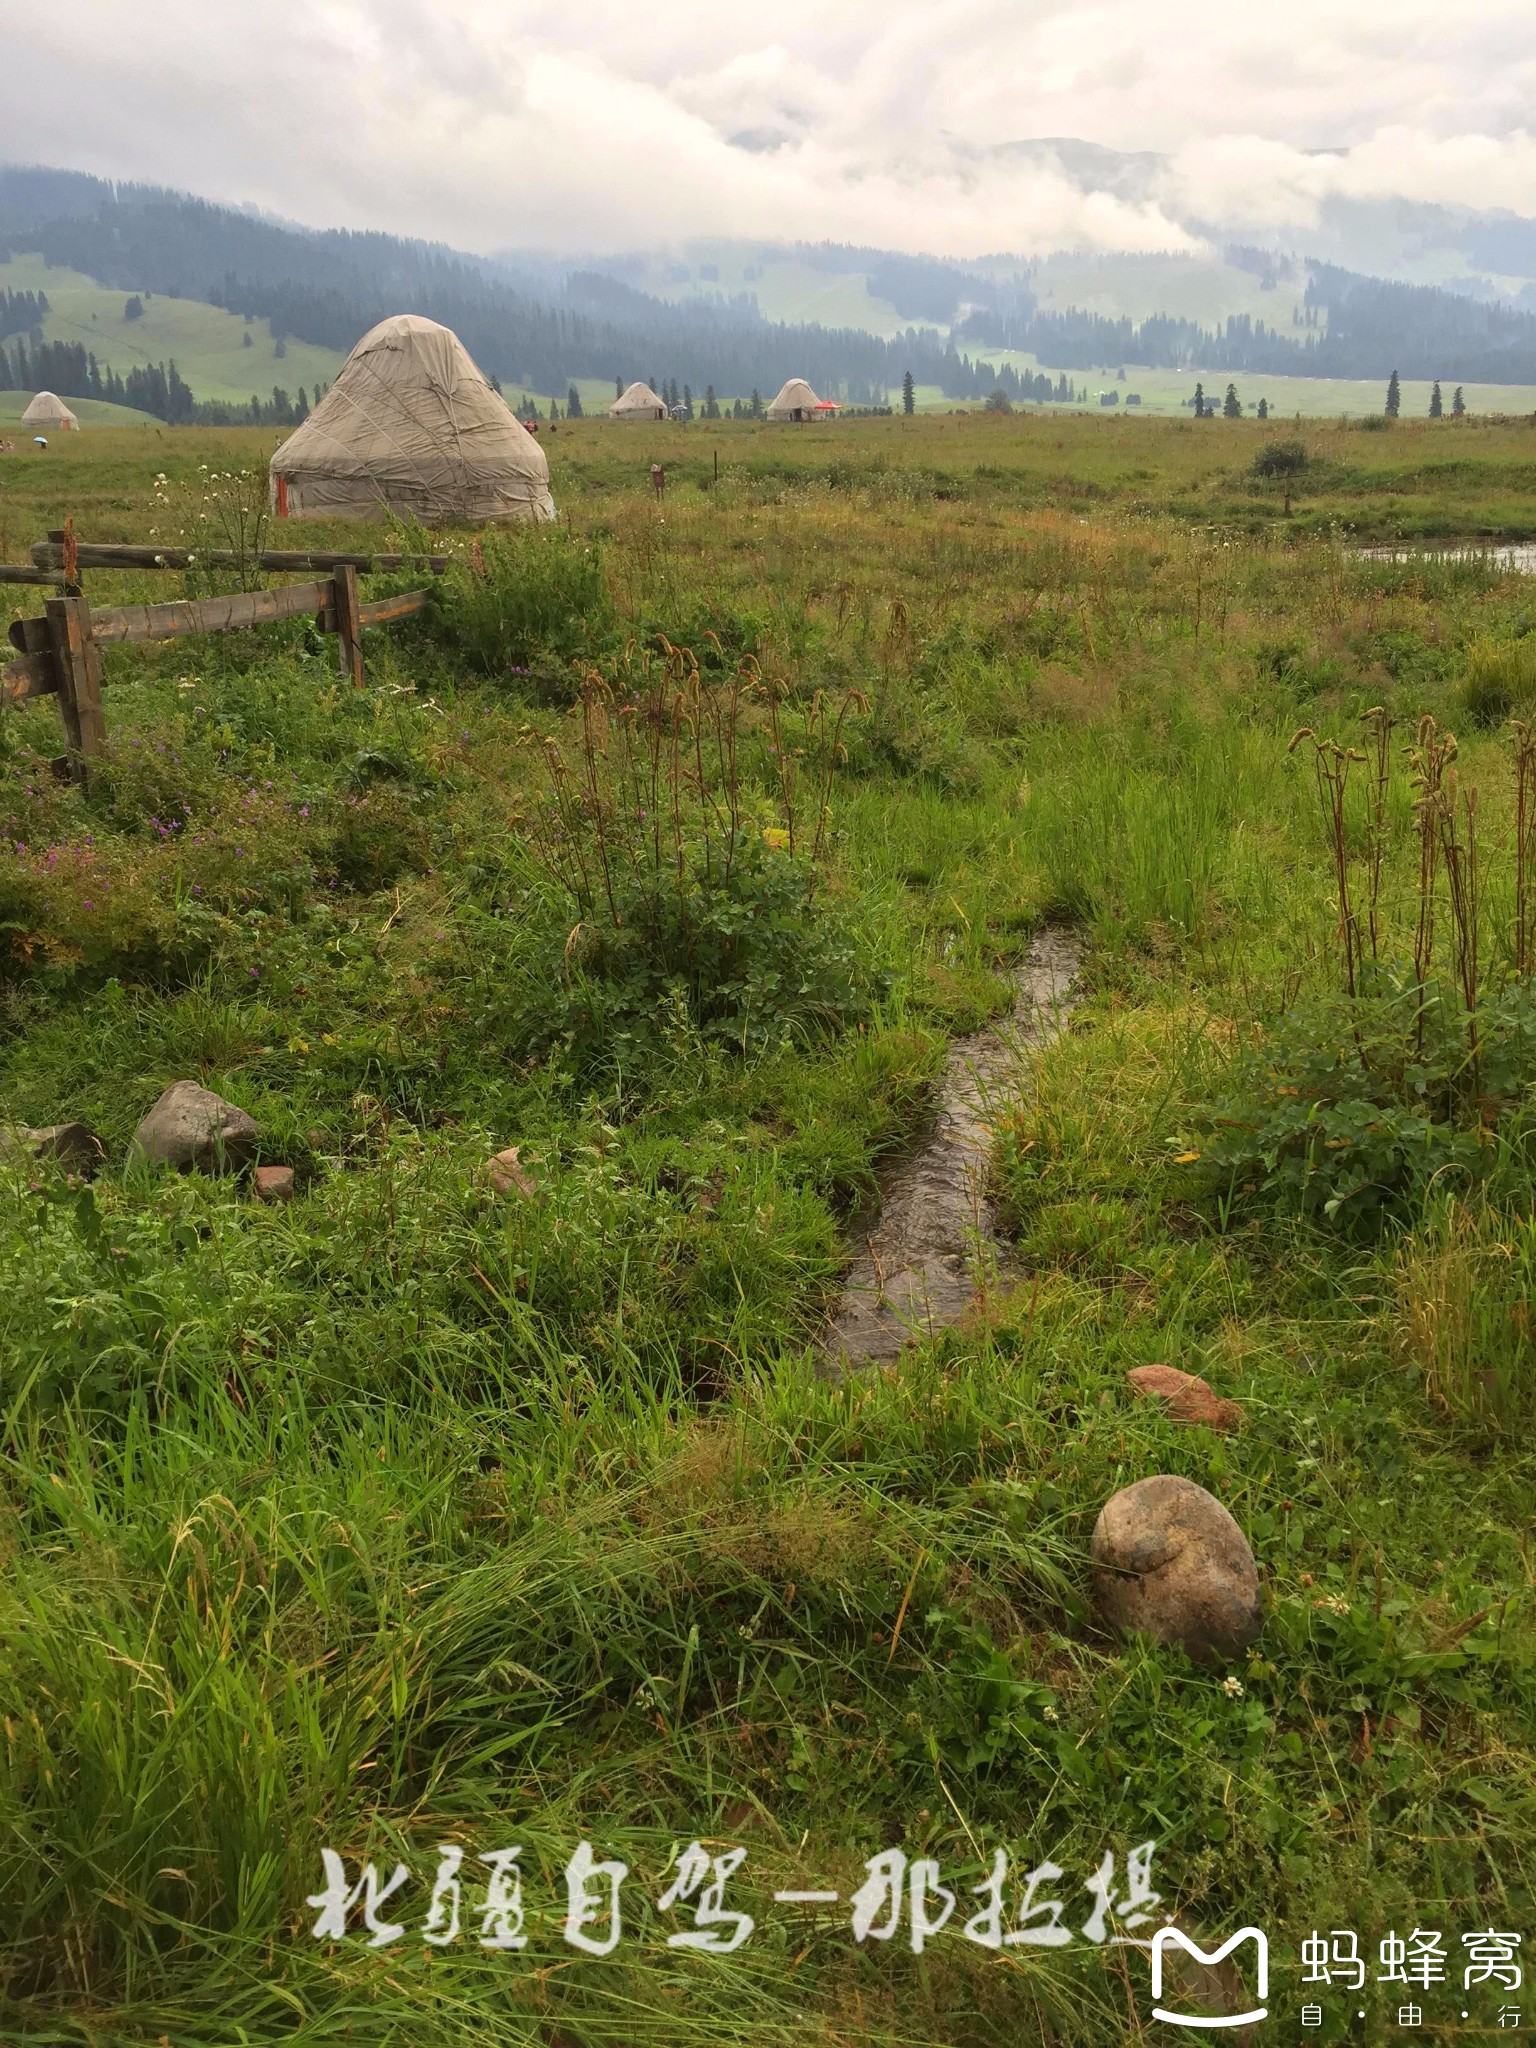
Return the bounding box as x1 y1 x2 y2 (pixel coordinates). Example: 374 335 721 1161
1223 383 1241 418
1452 385 1466 417
1385 369 1400 417
1429 381 1442 418
902 370 915 415
1192 382 1206 418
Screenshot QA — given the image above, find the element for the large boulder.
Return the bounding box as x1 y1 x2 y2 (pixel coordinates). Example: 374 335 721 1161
1091 1475 1262 1664
0 1121 104 1176
130 1083 261 1175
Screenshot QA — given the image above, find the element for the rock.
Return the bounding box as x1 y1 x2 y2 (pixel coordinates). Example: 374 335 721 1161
486 1145 536 1198
129 1082 261 1175
0 1121 104 1175
253 1165 295 1203
1126 1363 1243 1433
1091 1475 1262 1664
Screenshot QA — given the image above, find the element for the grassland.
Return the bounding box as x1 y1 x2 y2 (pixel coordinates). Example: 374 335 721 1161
0 389 161 428
0 412 1534 2046
0 255 343 405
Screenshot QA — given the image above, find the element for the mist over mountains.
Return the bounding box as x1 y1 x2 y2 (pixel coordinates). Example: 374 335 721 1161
5 159 1536 422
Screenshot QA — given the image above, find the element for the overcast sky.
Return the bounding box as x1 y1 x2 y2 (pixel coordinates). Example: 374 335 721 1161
5 0 1536 254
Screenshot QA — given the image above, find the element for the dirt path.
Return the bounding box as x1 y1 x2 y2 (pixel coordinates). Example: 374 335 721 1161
826 927 1082 1369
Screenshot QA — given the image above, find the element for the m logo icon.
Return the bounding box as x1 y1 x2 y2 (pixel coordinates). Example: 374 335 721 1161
1151 1925 1269 2029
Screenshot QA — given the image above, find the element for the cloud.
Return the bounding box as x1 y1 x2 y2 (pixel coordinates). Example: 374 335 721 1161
2 0 1535 256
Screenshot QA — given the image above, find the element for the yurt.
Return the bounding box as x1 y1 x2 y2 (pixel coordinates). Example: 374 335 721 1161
269 315 554 523
610 381 668 421
766 378 822 422
21 392 79 432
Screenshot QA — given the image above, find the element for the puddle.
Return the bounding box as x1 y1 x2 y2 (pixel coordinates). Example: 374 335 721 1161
825 926 1082 1370
1356 543 1536 573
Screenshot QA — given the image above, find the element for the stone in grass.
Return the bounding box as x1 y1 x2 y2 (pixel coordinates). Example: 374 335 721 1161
130 1082 261 1176
1126 1363 1244 1433
486 1146 537 1198
253 1165 295 1203
0 1121 104 1176
1091 1475 1262 1664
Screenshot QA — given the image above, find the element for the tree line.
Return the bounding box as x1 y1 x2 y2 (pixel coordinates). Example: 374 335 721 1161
0 334 325 427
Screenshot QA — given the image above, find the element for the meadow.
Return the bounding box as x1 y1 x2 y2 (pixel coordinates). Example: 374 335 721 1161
0 409 1534 2045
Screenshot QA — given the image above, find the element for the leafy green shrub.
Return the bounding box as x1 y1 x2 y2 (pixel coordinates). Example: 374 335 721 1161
1251 438 1309 479
1459 636 1536 728
511 665 876 1071
432 526 615 693
1187 971 1536 1225
318 787 431 890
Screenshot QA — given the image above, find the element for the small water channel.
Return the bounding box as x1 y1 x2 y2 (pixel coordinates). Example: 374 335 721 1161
826 927 1082 1370
1356 543 1536 573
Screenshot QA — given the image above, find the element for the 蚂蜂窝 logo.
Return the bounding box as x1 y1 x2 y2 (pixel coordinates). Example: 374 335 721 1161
1151 1924 1269 2029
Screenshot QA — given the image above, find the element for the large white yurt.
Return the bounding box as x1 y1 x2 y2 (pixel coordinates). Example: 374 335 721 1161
766 378 822 422
21 391 80 432
610 381 669 421
269 315 554 522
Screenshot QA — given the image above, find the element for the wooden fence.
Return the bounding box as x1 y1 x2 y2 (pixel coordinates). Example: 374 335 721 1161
1 540 447 780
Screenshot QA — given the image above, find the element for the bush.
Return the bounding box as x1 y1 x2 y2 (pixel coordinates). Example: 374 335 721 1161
432 526 615 693
1459 637 1536 728
1251 439 1309 479
509 665 877 1072
1187 970 1536 1226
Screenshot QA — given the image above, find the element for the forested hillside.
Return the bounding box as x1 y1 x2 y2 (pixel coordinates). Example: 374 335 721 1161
3 164 1536 422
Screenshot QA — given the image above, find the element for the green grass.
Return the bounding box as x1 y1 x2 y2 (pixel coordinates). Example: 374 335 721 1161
0 254 343 406
0 388 161 427
0 417 1533 2044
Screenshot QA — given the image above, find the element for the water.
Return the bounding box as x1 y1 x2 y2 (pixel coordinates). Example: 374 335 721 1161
1356 544 1536 574
826 927 1082 1369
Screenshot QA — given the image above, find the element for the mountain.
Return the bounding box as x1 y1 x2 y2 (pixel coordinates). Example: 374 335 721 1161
5 162 1536 423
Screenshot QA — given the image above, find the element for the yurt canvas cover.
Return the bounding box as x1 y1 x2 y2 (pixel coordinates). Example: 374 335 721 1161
766 378 821 421
269 315 554 522
610 381 668 421
21 391 79 431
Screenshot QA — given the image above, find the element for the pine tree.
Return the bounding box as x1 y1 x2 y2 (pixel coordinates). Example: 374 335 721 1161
682 383 694 419
902 370 915 416
1429 381 1443 418
702 384 719 419
1257 398 1269 420
1385 370 1400 417
615 375 624 399
750 388 763 419
1452 385 1466 417
567 384 583 418
1223 383 1241 419
1192 382 1206 419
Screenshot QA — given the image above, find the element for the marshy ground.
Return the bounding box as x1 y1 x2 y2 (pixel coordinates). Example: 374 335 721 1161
1 410 1534 2044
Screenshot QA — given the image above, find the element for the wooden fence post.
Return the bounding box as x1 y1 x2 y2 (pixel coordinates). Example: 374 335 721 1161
333 564 365 689
45 595 106 780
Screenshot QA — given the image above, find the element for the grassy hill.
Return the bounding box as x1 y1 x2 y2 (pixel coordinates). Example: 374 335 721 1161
0 387 161 427
0 253 342 405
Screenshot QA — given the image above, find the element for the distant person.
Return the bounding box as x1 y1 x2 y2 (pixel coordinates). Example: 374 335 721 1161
32 436 48 450
651 463 665 501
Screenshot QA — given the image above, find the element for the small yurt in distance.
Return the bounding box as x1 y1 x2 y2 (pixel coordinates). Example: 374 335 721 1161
269 315 554 523
21 391 79 432
766 378 821 422
610 381 668 421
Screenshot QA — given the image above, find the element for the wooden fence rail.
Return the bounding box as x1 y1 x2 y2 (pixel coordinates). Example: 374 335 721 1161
1 570 433 778
29 541 453 575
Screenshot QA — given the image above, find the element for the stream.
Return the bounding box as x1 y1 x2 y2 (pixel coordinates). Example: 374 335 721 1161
826 927 1082 1370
